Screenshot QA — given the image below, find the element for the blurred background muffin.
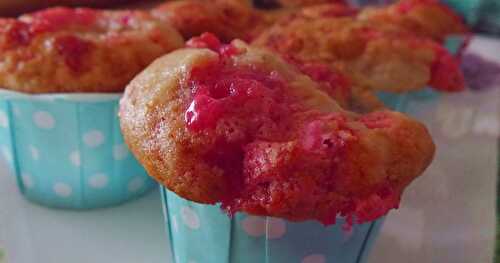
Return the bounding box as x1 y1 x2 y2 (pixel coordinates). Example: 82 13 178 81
0 0 132 16
0 5 183 209
0 7 183 93
0 0 161 16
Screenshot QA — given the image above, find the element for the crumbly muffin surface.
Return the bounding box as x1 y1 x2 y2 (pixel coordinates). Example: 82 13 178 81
252 6 465 93
0 7 183 93
120 35 435 224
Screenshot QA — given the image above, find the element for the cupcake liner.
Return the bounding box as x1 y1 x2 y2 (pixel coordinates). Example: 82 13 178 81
0 90 156 209
377 88 439 113
161 187 384 263
351 0 484 26
442 0 483 26
377 36 467 112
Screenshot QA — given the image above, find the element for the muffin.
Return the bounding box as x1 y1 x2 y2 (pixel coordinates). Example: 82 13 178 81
251 3 467 113
120 34 435 224
0 7 183 93
255 0 347 8
0 6 183 209
357 0 469 43
151 0 259 42
0 0 143 16
252 4 466 94
119 33 435 263
266 0 469 111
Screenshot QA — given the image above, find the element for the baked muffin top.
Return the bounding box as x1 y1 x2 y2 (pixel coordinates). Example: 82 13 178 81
0 7 184 93
253 7 465 93
120 34 435 224
151 0 260 42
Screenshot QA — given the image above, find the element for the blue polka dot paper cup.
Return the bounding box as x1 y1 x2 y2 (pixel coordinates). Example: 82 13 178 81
377 88 440 113
161 187 384 263
0 90 156 209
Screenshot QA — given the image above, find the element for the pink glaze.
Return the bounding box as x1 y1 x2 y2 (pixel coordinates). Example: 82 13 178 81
185 33 284 131
186 32 240 57
185 65 285 131
184 34 407 226
320 5 358 18
0 20 32 49
118 11 134 26
428 43 465 91
0 7 98 50
29 7 98 34
298 62 351 102
301 114 353 155
54 35 93 72
396 0 438 14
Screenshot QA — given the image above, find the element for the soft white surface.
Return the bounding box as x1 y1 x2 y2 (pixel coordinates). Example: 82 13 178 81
0 36 498 263
370 35 499 263
0 169 170 263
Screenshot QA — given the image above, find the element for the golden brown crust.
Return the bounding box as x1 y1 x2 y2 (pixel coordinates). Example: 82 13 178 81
252 0 468 98
0 7 183 93
120 43 343 203
120 40 435 223
269 0 468 42
254 13 430 89
252 5 465 109
121 48 225 203
151 0 258 42
357 0 469 42
276 0 346 8
0 0 142 16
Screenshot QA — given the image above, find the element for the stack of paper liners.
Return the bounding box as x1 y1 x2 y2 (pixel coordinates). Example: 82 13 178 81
0 90 155 209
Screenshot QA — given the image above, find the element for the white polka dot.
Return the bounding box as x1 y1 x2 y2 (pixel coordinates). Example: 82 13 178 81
53 183 72 198
127 177 144 193
267 218 287 239
1 146 12 164
83 130 105 148
88 173 109 189
0 110 8 128
33 111 55 129
113 144 129 160
302 254 326 263
29 145 39 161
171 215 179 233
69 151 81 167
21 172 34 189
181 206 200 230
241 216 266 237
